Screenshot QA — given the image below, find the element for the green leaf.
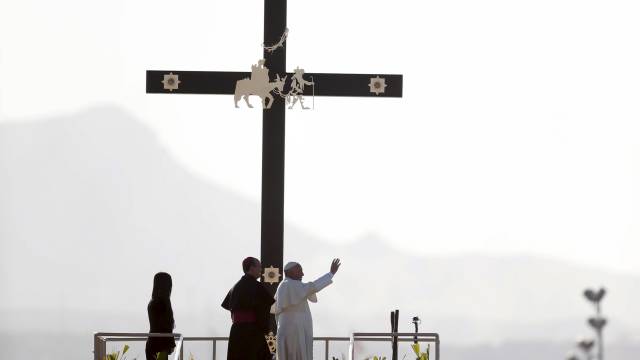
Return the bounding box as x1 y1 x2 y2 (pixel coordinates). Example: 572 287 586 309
123 344 130 355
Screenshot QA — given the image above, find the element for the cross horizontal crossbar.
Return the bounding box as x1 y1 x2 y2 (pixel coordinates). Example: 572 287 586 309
146 70 402 97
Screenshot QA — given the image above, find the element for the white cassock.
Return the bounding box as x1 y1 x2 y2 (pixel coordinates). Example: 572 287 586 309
274 272 334 360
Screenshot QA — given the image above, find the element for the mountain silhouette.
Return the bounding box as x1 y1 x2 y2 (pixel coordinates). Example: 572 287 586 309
0 106 638 359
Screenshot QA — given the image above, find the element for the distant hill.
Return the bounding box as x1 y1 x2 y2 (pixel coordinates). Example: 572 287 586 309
1 107 638 359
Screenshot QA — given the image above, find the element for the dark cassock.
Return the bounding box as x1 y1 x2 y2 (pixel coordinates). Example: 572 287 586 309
222 274 275 360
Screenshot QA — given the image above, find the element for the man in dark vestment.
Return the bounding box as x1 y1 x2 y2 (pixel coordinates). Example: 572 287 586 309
222 257 275 360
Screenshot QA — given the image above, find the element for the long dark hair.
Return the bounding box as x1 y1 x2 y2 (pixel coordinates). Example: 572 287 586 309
151 272 172 300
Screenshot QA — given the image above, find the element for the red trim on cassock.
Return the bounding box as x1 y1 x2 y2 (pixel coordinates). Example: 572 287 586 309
231 310 257 324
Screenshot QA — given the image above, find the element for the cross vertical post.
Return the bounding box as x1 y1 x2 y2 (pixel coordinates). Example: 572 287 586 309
260 0 287 332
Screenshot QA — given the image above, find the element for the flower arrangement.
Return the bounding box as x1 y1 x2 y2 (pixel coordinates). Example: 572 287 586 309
104 345 136 360
411 343 430 360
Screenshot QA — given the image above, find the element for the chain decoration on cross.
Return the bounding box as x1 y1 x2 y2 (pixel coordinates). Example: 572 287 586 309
262 27 289 53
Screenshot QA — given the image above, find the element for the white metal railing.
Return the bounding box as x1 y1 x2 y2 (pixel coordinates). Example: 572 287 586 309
94 332 440 360
94 333 350 360
93 332 183 360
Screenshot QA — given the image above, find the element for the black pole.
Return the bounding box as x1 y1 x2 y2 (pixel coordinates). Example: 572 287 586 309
391 310 399 360
390 312 395 360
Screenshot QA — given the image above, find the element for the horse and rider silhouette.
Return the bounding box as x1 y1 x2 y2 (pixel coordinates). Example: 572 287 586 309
234 59 313 109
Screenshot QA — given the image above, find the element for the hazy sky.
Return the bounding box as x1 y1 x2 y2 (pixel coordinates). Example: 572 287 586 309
1 0 639 274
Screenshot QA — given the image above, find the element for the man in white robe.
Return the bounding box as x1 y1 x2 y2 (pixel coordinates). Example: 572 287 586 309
274 259 341 360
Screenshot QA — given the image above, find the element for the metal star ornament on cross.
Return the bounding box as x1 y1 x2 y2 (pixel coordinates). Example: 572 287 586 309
161 73 181 91
262 265 281 285
369 76 387 95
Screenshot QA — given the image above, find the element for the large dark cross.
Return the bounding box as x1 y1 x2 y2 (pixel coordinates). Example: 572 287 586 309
146 0 402 336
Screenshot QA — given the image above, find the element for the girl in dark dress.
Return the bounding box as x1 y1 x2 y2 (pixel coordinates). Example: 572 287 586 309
145 272 176 360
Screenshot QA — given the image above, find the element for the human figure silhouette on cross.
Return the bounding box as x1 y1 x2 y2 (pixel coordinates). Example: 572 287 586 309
288 67 314 109
250 59 269 86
